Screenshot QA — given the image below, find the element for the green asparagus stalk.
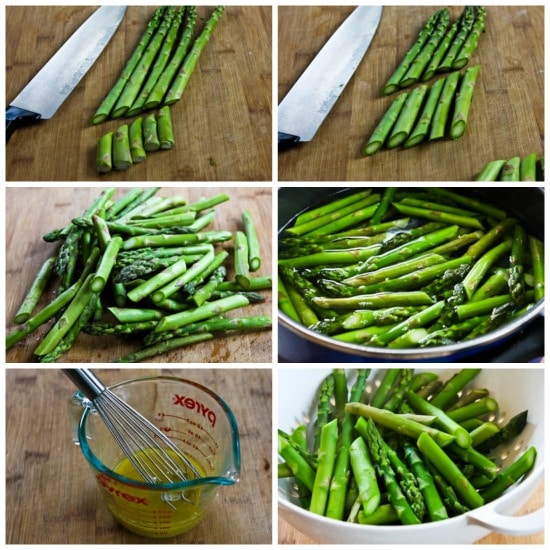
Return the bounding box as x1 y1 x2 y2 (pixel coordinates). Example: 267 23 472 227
399 9 450 88
429 70 460 140
242 210 261 271
143 112 161 151
449 64 480 139
278 432 316 492
91 236 123 292
382 9 444 95
392 201 484 230
164 6 225 104
529 236 544 301
92 7 166 124
452 7 487 70
519 152 538 181
112 124 133 170
349 436 381 516
234 230 251 289
421 19 459 81
157 105 175 149
129 117 146 163
363 93 408 155
349 405 455 447
309 418 339 516
13 257 56 324
429 368 481 410
508 224 527 306
114 332 214 362
438 7 475 71
417 431 484 509
144 7 198 109
126 7 184 116
96 131 114 172
479 447 536 503
500 156 521 181
387 84 429 148
475 159 506 181
404 76 445 147
112 7 177 118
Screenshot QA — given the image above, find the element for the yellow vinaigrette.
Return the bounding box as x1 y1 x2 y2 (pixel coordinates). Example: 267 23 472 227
102 449 207 538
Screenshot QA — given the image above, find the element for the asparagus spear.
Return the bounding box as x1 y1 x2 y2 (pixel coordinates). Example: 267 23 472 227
450 64 480 139
129 117 146 163
475 159 506 181
519 152 538 181
429 70 460 140
438 7 475 71
112 124 133 170
144 6 198 109
500 156 521 181
96 131 114 172
92 7 166 124
387 84 429 148
13 257 56 324
399 9 450 88
382 9 444 95
157 105 175 149
143 112 161 151
164 6 225 105
452 7 487 70
112 7 177 118
417 431 484 509
309 418 339 516
404 76 445 147
363 93 408 155
126 7 184 116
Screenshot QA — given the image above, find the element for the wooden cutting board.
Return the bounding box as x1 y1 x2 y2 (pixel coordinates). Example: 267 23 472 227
6 187 272 363
6 6 272 181
278 6 544 181
6 368 272 544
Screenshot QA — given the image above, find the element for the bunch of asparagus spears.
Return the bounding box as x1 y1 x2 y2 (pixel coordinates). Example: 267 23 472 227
92 6 224 123
383 7 486 95
97 106 175 172
279 368 537 525
364 65 480 155
278 188 544 349
475 153 544 181
7 188 272 362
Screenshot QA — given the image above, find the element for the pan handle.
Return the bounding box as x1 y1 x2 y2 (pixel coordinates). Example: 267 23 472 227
468 505 544 536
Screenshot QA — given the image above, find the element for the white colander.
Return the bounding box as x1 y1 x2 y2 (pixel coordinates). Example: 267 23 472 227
278 367 544 544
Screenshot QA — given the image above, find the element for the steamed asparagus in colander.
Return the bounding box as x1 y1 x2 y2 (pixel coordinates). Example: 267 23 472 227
278 368 537 524
278 187 544 349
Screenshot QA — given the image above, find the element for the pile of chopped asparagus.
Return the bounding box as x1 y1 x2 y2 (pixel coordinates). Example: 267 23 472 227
7 188 272 362
279 368 537 524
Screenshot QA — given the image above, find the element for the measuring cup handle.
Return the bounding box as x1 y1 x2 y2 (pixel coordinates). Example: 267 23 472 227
67 390 94 445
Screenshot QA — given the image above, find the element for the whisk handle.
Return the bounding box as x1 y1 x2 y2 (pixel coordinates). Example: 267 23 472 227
62 368 106 401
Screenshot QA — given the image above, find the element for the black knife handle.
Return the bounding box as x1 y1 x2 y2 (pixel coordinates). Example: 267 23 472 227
278 131 301 151
6 106 42 142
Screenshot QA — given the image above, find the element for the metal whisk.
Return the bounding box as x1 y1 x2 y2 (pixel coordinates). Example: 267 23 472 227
63 368 201 484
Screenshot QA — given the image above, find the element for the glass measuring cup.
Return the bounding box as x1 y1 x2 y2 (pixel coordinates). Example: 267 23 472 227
68 375 240 538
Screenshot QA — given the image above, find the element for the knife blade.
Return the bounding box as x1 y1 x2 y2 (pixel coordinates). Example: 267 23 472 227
278 6 382 149
6 6 127 142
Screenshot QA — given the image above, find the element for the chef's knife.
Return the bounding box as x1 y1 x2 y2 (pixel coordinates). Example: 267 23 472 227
6 6 127 142
278 6 382 149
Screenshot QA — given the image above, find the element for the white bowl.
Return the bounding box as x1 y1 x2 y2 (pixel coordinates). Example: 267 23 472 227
278 368 544 544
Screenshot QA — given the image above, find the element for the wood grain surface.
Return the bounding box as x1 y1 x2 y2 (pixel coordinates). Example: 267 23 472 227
278 6 544 181
6 6 272 181
6 186 272 363
278 481 545 544
5 368 272 544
